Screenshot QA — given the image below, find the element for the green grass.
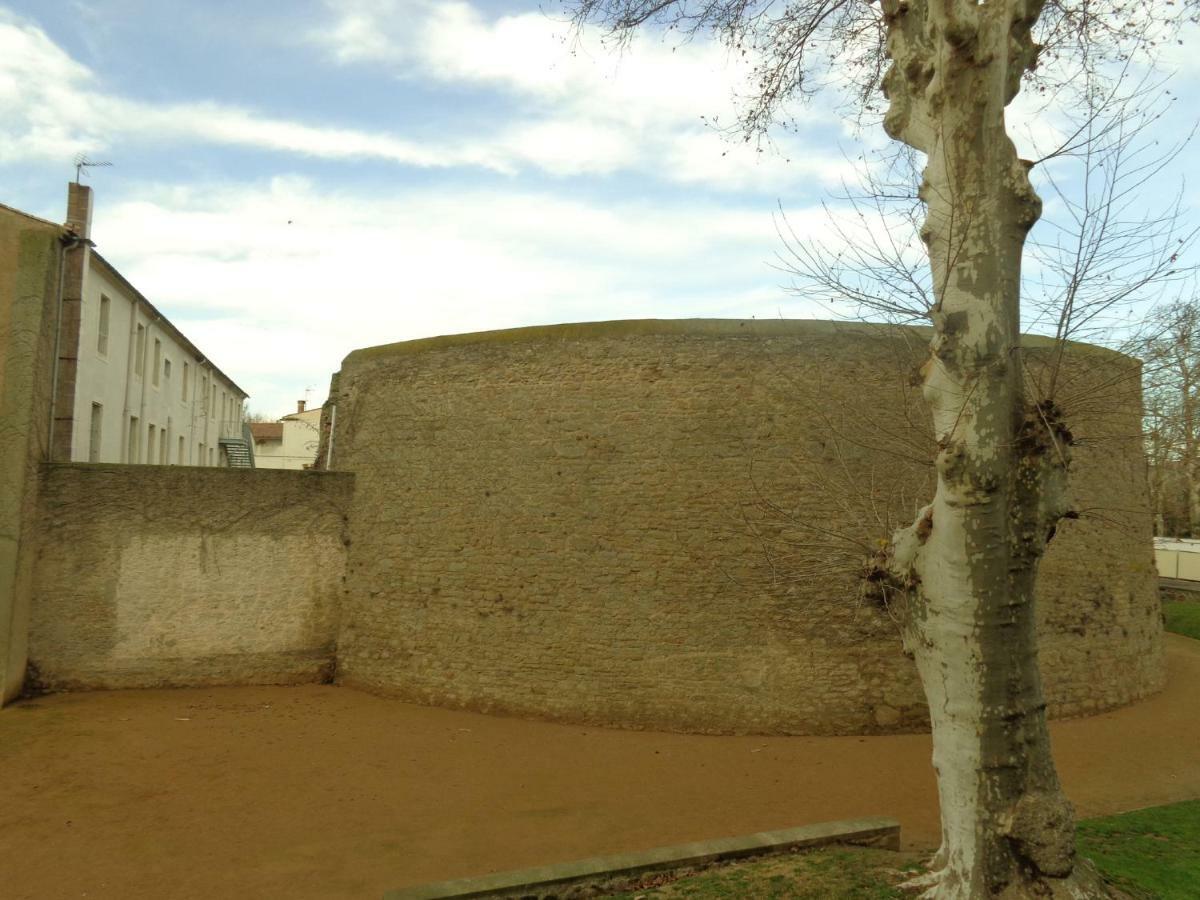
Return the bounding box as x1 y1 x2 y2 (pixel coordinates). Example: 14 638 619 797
1163 599 1200 641
603 847 925 899
1077 800 1200 900
601 801 1200 898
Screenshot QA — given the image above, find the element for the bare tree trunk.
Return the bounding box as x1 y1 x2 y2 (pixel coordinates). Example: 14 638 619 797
1184 394 1200 537
1152 462 1166 538
1188 468 1200 538
882 0 1111 896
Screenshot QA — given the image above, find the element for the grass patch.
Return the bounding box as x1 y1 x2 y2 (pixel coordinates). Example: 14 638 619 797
603 847 925 899
602 801 1200 898
1163 599 1200 641
1077 800 1200 899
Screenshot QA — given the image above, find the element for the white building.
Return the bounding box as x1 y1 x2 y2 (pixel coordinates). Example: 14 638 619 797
250 402 322 469
54 183 249 466
1154 537 1200 582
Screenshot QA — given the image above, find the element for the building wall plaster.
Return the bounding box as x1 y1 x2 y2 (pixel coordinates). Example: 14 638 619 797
0 207 62 702
27 465 354 690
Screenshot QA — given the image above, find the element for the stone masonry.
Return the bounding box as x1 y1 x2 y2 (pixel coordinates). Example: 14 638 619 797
329 319 1163 735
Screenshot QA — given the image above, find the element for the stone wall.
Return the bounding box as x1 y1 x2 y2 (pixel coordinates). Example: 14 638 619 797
330 319 1163 735
28 465 354 690
0 206 62 703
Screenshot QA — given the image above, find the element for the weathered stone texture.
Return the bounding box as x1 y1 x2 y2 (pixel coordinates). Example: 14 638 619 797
0 207 62 703
331 319 1163 735
28 464 354 690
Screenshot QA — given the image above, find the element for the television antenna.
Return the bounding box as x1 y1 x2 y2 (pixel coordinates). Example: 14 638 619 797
74 154 113 183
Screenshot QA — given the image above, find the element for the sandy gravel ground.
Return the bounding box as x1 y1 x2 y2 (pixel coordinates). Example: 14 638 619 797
2 634 1198 900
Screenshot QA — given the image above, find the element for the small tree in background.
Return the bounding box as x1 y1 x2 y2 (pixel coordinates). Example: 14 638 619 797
1140 297 1200 537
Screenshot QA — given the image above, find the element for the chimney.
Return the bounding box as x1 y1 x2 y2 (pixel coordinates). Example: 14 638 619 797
66 182 93 240
297 400 306 413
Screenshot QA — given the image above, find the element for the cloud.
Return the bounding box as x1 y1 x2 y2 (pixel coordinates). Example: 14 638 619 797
310 0 853 189
316 0 750 121
0 5 851 190
0 11 108 161
90 176 836 416
124 100 514 170
0 12 515 172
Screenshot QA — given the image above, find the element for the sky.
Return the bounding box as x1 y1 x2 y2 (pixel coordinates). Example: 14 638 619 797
2 1 1197 417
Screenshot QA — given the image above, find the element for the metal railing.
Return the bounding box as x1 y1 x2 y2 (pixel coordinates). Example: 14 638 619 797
215 418 245 440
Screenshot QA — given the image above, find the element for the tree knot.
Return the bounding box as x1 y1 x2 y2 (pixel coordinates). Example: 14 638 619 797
1004 791 1077 878
862 540 918 608
1016 400 1074 459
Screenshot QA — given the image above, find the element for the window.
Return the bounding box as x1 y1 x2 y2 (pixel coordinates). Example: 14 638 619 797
198 442 205 466
152 340 161 386
164 358 172 381
159 427 168 465
88 403 103 462
182 362 190 401
97 296 110 355
209 447 215 466
134 324 145 376
147 424 157 463
178 436 185 465
201 375 209 412
211 383 216 415
128 416 140 463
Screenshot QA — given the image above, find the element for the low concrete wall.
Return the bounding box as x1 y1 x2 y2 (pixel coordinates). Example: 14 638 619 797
27 464 354 691
384 817 901 899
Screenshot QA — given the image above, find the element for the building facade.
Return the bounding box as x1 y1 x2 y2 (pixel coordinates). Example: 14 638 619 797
251 402 322 469
53 183 248 466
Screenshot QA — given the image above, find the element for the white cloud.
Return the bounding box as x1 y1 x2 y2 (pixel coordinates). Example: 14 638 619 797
0 13 519 172
0 5 850 190
90 176 836 416
0 11 107 161
1144 18 1200 77
310 0 852 189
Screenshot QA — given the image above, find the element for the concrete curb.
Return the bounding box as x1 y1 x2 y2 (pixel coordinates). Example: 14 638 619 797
382 816 900 899
1161 576 1200 594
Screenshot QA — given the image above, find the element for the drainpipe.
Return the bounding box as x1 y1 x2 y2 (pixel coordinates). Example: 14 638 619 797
119 297 138 462
205 361 215 464
325 403 337 469
49 182 94 462
189 357 203 465
137 315 160 464
47 233 84 458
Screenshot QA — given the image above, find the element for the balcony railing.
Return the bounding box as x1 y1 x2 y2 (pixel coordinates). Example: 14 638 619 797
217 418 246 440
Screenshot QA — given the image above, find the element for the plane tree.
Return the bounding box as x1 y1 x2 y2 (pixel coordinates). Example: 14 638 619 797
1139 298 1200 536
563 1 1195 897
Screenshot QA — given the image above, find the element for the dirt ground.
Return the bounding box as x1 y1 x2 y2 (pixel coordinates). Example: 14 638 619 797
3 634 1198 900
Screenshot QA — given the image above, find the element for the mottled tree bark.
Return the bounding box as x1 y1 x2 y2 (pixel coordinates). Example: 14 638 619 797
564 0 1180 892
881 0 1110 895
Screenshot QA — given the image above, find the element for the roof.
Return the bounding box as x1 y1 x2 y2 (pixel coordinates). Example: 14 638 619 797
280 407 323 423
249 422 283 442
0 200 62 230
89 250 249 398
4 191 250 399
